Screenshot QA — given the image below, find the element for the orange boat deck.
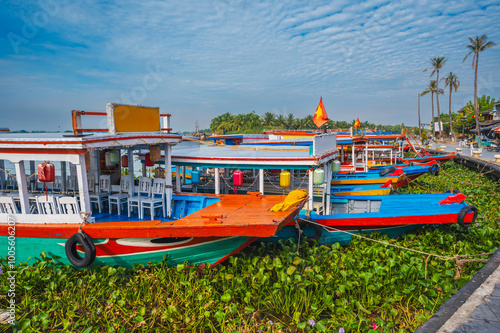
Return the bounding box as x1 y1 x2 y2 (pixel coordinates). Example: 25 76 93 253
6 193 305 239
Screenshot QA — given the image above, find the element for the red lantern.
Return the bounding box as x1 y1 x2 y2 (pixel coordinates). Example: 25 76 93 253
121 155 128 167
38 162 55 183
233 170 243 187
145 153 155 167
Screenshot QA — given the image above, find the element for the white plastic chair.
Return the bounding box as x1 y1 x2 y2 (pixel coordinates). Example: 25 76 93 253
89 175 110 213
0 196 19 214
140 178 165 220
52 176 63 193
37 195 58 214
128 177 151 219
58 196 80 214
109 178 130 215
67 176 78 194
6 178 17 190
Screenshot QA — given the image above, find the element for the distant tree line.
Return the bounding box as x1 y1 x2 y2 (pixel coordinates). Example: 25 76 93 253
209 111 413 134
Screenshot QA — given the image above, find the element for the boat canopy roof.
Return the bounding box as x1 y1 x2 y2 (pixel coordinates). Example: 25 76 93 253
172 134 338 169
0 132 181 164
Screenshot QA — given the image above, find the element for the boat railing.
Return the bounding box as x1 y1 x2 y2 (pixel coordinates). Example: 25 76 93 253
71 110 173 135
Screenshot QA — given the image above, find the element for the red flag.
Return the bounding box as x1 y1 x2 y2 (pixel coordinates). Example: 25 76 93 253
313 97 328 128
354 117 361 128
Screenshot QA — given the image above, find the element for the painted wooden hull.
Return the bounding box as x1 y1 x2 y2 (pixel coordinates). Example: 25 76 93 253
0 193 304 267
261 224 419 246
331 183 391 196
331 173 406 185
399 153 456 163
262 193 474 246
304 193 474 227
0 235 253 268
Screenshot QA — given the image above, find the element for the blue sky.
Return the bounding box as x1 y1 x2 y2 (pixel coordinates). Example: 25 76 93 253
1 0 500 132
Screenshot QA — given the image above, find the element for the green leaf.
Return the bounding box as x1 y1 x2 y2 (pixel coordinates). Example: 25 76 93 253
287 266 296 275
297 322 306 329
18 318 31 330
134 316 144 323
138 307 146 316
316 321 327 331
82 327 93 333
214 311 224 323
221 294 231 302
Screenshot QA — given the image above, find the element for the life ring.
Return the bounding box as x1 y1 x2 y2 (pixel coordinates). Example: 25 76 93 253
65 232 96 268
457 205 478 228
295 219 322 242
379 166 396 177
430 163 440 176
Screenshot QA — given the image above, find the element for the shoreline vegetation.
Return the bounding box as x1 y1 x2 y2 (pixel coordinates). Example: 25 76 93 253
2 161 499 332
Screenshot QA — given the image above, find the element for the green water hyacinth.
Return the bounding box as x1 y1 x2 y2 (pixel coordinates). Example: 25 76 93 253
0 161 499 332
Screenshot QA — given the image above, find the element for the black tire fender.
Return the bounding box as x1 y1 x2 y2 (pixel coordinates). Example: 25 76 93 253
65 232 96 268
295 219 322 242
379 166 396 177
457 205 478 228
430 163 440 176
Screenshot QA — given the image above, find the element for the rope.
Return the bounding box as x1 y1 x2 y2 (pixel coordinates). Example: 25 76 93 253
300 217 493 280
78 211 92 233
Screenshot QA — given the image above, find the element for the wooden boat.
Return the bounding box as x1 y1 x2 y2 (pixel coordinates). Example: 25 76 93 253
399 153 456 164
264 192 478 246
331 171 407 186
0 104 305 268
330 183 391 196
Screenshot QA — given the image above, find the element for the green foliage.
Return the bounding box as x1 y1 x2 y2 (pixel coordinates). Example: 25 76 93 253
1 162 498 332
209 111 413 134
463 95 497 117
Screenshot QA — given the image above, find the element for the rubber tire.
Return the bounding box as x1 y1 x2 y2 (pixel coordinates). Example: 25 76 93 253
457 205 478 228
65 232 96 268
379 166 396 177
430 163 440 176
295 219 322 242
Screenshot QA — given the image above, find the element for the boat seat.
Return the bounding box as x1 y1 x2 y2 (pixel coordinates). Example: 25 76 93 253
37 195 59 214
109 178 130 215
89 175 110 213
128 177 151 219
58 196 80 214
0 196 19 214
140 178 166 220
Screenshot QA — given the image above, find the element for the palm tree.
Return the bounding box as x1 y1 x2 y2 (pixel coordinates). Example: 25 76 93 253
262 112 276 128
424 57 447 139
441 72 460 142
421 80 443 139
463 35 496 135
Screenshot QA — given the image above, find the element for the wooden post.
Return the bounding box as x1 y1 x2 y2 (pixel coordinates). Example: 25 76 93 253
308 169 313 210
14 161 29 214
259 169 264 194
182 166 186 185
175 165 181 193
127 148 134 197
0 159 5 190
326 163 331 215
29 161 35 192
164 144 173 217
215 168 220 195
76 154 91 213
61 161 67 193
